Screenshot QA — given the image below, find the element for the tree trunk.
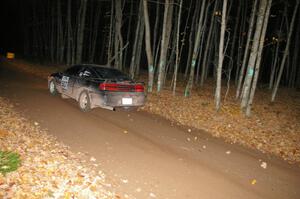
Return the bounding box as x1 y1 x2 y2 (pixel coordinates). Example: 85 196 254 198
130 1 144 78
246 0 272 116
228 0 241 77
215 0 227 111
172 0 183 95
153 2 160 68
157 0 173 92
201 0 218 86
134 20 145 77
196 1 211 84
269 5 286 89
184 0 206 97
241 0 268 109
271 0 299 101
123 0 133 68
236 0 258 99
114 0 123 69
143 0 155 92
235 0 247 85
184 1 200 79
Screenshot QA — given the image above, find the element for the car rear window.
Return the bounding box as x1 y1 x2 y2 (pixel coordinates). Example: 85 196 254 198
92 67 131 81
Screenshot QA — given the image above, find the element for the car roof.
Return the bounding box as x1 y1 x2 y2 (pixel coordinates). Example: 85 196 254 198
74 64 112 69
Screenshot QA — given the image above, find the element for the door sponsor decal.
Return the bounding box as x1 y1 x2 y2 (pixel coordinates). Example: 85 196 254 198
61 76 70 91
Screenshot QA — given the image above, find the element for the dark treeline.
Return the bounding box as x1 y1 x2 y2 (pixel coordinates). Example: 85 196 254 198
21 0 300 116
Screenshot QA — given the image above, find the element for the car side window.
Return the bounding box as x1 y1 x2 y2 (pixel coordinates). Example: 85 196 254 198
79 68 97 79
65 66 81 76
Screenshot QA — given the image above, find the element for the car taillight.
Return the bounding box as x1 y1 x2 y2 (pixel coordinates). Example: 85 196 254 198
135 84 144 92
99 83 119 91
99 83 144 92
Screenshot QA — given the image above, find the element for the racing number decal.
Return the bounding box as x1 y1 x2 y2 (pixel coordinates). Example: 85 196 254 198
61 76 70 91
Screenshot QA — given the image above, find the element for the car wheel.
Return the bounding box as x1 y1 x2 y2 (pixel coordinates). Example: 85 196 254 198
49 80 57 95
78 91 91 112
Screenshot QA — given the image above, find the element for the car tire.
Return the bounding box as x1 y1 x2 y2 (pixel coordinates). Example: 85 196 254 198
49 80 57 95
78 91 91 112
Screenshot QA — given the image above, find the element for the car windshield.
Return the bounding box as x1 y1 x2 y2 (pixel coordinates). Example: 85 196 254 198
92 67 131 81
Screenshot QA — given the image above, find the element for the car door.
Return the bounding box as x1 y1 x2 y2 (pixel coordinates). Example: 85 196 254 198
61 65 81 98
73 67 95 92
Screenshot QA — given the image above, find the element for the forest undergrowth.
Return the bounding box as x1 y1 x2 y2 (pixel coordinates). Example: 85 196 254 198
142 79 300 164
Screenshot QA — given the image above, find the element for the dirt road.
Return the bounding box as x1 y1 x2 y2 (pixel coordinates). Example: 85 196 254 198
1 62 300 199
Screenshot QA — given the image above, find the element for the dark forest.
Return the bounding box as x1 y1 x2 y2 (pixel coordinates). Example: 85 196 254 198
1 0 300 116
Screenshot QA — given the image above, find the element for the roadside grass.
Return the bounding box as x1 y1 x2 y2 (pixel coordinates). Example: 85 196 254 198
0 151 21 175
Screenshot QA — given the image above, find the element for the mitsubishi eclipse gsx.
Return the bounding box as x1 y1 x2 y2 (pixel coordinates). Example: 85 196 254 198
48 64 146 111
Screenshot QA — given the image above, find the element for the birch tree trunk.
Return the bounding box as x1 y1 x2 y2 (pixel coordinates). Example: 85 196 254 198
184 1 200 79
130 1 144 78
269 5 286 89
200 0 218 86
271 0 299 101
236 0 258 99
157 0 173 92
143 0 154 92
123 0 133 68
184 0 206 97
153 2 160 68
196 1 211 84
114 0 123 69
135 19 145 77
246 0 272 116
241 0 268 109
178 0 192 75
172 0 183 95
228 1 241 75
215 0 227 111
235 0 247 84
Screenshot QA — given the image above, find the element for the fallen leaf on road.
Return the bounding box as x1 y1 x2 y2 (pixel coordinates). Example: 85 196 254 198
135 187 142 192
251 179 257 185
260 162 267 169
226 150 231 155
90 157 96 162
123 130 128 134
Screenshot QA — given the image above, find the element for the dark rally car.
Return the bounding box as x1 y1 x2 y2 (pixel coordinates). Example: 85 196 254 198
48 64 146 111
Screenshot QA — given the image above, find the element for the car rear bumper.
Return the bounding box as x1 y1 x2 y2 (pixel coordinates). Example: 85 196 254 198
91 91 146 108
